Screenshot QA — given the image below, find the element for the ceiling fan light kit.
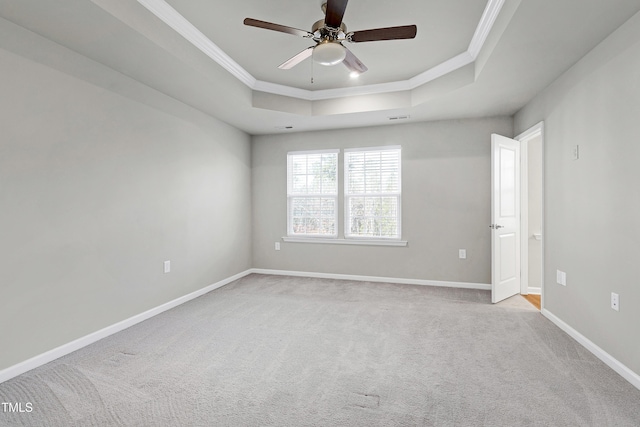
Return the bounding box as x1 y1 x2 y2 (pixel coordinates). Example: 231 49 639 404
313 41 347 66
244 0 417 75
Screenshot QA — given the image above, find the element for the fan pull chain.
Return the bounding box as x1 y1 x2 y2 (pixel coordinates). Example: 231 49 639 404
311 57 314 84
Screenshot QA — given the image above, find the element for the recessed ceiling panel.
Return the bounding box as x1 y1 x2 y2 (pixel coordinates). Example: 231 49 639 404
165 0 488 90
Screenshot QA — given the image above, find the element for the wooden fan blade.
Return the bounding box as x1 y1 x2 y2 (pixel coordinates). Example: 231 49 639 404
325 0 349 29
278 46 315 69
349 25 417 43
343 47 368 74
244 18 313 38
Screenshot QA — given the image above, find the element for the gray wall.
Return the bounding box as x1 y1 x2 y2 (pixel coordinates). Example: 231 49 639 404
0 33 252 370
515 11 640 375
252 117 513 284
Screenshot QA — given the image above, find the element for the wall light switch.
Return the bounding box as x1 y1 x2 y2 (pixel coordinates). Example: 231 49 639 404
556 269 566 286
164 260 171 273
572 145 579 160
275 242 281 251
459 249 467 259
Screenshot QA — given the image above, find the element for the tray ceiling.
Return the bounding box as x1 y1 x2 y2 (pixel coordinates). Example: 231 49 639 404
163 0 489 91
1 0 640 134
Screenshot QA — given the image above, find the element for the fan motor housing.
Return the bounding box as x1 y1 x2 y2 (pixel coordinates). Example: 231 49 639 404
312 19 347 38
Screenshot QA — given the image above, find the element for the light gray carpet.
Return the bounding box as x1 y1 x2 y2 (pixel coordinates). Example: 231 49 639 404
1 274 639 426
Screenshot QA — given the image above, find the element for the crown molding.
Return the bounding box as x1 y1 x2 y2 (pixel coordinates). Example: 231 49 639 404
136 0 256 87
310 80 413 101
409 51 475 87
468 0 505 58
253 80 313 100
136 0 504 102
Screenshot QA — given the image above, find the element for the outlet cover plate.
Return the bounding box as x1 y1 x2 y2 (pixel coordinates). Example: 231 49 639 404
611 292 619 311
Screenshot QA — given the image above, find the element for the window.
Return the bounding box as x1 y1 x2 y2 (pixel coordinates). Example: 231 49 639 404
287 150 338 237
345 146 401 239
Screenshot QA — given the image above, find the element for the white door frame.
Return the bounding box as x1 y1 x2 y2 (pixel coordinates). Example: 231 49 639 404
515 122 545 309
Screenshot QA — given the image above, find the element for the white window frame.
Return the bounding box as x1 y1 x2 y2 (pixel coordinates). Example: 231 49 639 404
286 149 339 238
344 146 402 240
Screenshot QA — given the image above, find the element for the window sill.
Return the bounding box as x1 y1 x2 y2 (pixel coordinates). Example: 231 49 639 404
282 237 408 247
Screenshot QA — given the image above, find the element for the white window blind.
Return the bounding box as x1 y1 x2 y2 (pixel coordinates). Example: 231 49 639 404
287 150 338 237
345 146 401 239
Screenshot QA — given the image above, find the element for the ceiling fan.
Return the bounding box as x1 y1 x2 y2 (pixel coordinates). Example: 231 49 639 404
244 0 417 75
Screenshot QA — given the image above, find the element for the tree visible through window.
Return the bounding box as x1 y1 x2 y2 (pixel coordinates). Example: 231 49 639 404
345 147 401 239
287 150 338 237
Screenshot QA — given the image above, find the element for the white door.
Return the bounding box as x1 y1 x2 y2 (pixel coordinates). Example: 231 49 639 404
491 134 521 303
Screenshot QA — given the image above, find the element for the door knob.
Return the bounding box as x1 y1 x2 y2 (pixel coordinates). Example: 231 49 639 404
489 224 504 229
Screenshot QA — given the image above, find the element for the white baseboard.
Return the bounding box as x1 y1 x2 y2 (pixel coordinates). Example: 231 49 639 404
250 268 491 290
528 287 541 295
0 269 253 385
542 308 640 391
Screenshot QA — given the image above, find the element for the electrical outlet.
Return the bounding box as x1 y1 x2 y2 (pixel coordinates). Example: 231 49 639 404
611 292 619 311
275 242 281 251
556 270 566 286
164 260 171 273
459 249 466 259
